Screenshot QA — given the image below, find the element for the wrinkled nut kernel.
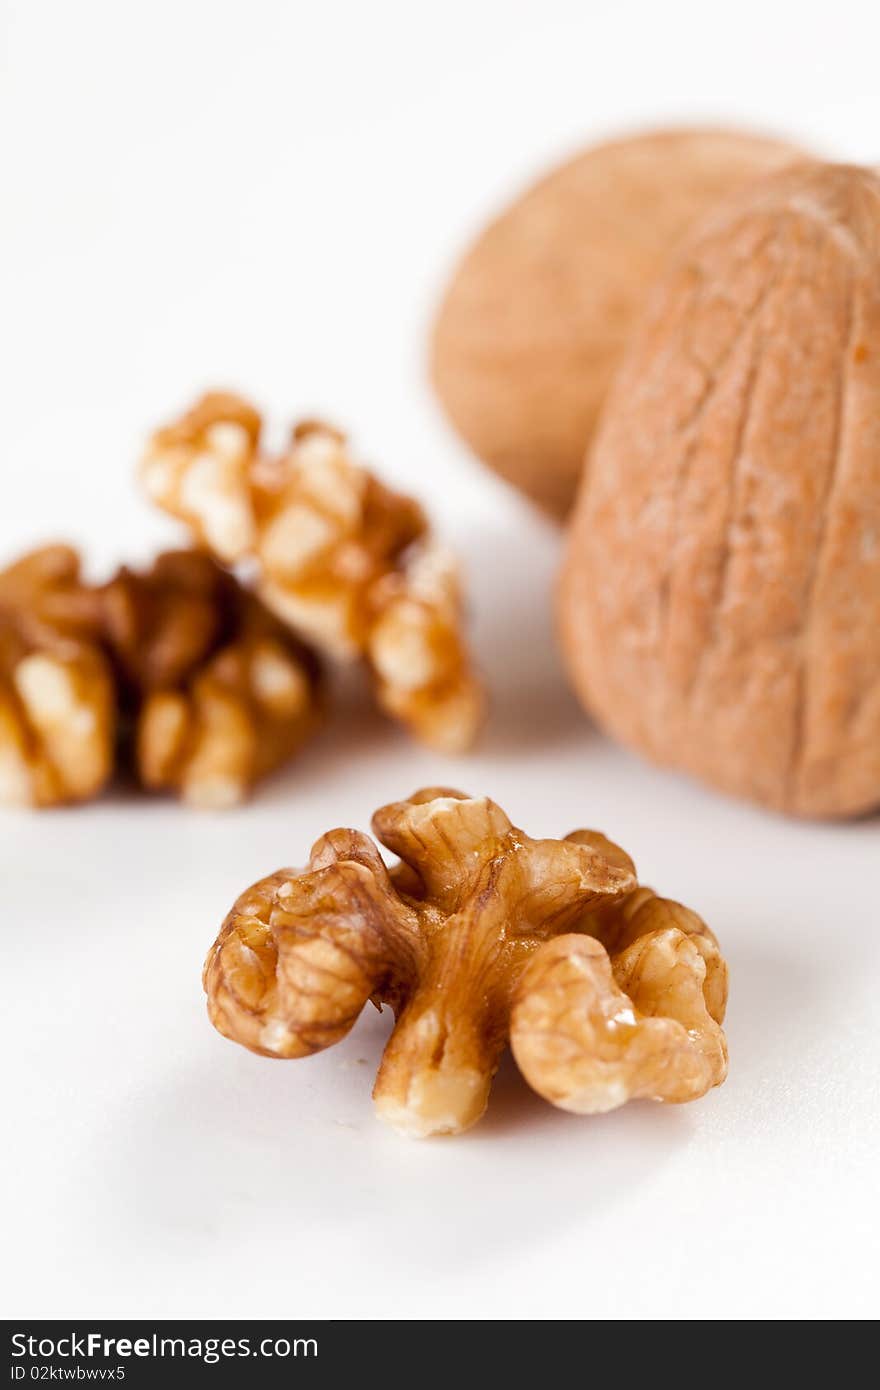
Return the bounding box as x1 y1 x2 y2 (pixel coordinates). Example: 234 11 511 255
102 548 236 697
0 545 322 809
0 643 115 808
510 840 728 1112
366 545 484 753
0 544 103 648
0 546 115 806
110 551 322 808
141 395 484 752
203 790 727 1137
136 638 316 809
139 392 262 563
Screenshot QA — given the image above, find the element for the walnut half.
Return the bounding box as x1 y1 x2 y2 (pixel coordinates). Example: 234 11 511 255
0 545 322 808
0 546 115 806
204 789 728 1136
141 394 484 752
100 550 322 809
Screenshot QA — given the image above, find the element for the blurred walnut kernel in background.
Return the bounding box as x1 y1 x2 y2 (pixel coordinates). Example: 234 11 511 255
105 551 322 809
0 546 115 806
0 546 321 808
142 394 484 753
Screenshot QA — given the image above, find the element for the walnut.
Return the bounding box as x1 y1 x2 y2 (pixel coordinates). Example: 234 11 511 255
141 395 484 751
0 545 322 809
510 833 728 1112
560 161 880 818
139 392 262 563
431 127 804 517
366 544 484 753
102 551 322 809
0 546 115 806
203 789 728 1136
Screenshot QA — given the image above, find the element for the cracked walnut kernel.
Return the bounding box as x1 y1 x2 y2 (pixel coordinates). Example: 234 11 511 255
0 546 114 806
0 545 322 808
107 551 322 809
141 394 484 752
203 789 728 1136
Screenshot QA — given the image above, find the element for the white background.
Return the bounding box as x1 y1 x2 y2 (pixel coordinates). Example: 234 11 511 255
2 0 878 1321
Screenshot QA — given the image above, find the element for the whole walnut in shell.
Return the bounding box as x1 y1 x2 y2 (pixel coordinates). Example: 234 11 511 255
560 161 880 819
431 127 803 517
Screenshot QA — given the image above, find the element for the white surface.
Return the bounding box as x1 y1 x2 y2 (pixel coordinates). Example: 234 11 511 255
2 0 878 1322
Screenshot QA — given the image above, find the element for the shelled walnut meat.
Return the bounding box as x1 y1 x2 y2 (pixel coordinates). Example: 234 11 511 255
560 161 880 819
0 546 114 806
103 551 322 808
0 545 321 808
204 789 728 1137
141 395 484 752
431 127 803 517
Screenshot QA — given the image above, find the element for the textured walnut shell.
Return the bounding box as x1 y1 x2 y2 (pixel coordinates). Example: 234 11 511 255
431 127 803 518
559 161 880 819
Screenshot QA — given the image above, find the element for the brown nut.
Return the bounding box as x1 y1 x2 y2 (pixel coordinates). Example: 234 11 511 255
141 396 484 751
0 545 322 809
0 546 115 806
101 548 237 697
431 127 804 518
100 550 323 808
138 392 262 563
203 790 728 1137
366 544 484 753
510 861 728 1112
560 161 880 819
